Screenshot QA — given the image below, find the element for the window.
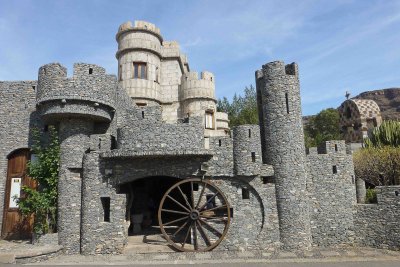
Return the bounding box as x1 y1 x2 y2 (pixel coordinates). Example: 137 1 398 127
89 68 93 74
285 92 290 114
136 103 147 107
242 188 250 199
335 144 338 152
205 111 214 129
262 176 275 184
101 197 110 222
251 152 256 162
333 165 337 174
219 139 222 147
248 129 251 138
118 65 122 81
133 62 147 79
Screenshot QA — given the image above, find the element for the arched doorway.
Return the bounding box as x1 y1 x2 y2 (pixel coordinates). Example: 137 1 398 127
119 176 188 236
1 149 35 239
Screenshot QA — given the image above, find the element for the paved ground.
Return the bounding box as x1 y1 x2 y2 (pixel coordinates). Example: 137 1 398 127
1 239 400 266
2 259 400 266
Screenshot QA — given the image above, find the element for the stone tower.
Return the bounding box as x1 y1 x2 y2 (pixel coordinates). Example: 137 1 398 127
256 61 312 250
36 63 116 253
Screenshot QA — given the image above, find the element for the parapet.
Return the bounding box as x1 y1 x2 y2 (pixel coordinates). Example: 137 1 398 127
180 71 215 101
257 61 299 79
116 20 162 42
306 140 349 155
36 62 116 122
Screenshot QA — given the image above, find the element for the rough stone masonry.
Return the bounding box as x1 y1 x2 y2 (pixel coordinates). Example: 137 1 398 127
0 20 399 255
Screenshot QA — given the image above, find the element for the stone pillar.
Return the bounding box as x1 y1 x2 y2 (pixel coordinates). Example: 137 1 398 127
355 178 366 203
255 61 312 250
58 118 93 254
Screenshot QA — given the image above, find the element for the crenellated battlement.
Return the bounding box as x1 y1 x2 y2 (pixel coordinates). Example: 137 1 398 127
306 140 349 155
116 20 162 42
36 62 117 122
257 61 299 79
180 71 215 102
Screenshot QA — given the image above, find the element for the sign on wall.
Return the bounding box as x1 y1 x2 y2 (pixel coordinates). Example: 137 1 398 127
9 178 21 208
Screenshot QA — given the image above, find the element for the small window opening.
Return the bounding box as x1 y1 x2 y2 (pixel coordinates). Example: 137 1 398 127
334 144 338 152
101 197 110 222
136 102 147 107
219 139 222 147
206 194 216 209
110 135 117 150
205 111 214 129
251 152 256 162
346 107 351 119
193 183 199 191
229 207 234 217
118 65 122 81
262 176 275 184
133 62 147 79
141 111 145 119
285 92 289 114
32 85 36 90
248 129 251 138
395 191 399 196
210 77 213 81
333 165 337 174
89 68 93 74
351 175 355 184
242 188 250 199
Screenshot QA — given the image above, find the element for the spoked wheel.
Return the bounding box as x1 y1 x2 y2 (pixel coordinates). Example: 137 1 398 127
158 178 230 252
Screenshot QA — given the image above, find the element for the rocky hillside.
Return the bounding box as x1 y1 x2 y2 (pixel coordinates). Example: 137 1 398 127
353 88 400 120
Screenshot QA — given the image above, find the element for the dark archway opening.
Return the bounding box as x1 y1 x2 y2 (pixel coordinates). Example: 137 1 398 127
119 176 191 236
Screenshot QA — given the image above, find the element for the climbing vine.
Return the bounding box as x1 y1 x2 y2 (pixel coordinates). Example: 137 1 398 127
16 126 60 234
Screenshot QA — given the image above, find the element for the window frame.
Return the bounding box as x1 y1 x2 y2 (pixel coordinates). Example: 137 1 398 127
132 62 147 79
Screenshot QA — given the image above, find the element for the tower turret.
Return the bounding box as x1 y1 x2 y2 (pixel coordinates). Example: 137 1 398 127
36 62 116 254
116 21 162 106
256 61 312 250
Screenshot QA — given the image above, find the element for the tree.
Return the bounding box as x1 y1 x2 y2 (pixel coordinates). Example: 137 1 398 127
304 108 341 148
16 126 60 234
217 85 258 127
353 120 400 186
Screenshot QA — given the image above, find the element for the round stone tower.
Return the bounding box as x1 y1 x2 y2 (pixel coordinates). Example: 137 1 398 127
179 71 216 118
36 62 116 254
116 21 162 106
255 61 312 250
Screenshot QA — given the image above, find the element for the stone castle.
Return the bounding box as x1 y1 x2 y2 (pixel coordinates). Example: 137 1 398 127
0 20 399 255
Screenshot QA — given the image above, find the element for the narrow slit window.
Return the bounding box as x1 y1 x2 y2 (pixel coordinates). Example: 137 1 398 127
118 65 122 81
89 68 93 74
110 135 117 150
251 152 256 162
333 165 337 174
219 139 222 147
335 144 338 152
101 197 110 222
248 129 251 138
141 111 145 119
285 92 289 114
242 188 250 199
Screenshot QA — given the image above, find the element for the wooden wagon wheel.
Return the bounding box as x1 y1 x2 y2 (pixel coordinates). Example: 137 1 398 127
158 178 230 252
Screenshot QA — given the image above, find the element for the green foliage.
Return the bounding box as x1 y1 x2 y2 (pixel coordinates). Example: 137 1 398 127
353 146 400 186
354 121 400 186
217 85 258 127
365 188 377 204
16 126 60 234
364 120 400 148
304 108 341 148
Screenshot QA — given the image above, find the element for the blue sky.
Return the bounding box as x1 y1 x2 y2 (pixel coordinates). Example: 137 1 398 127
1 0 399 115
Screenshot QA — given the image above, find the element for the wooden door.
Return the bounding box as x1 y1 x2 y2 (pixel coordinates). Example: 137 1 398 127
1 149 35 239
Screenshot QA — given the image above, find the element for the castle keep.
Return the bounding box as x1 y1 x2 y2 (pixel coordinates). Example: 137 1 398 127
1 21 399 255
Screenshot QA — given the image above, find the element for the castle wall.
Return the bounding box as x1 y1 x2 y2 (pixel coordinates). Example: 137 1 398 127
233 125 263 176
0 81 40 233
81 152 127 255
354 186 400 249
306 141 357 247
